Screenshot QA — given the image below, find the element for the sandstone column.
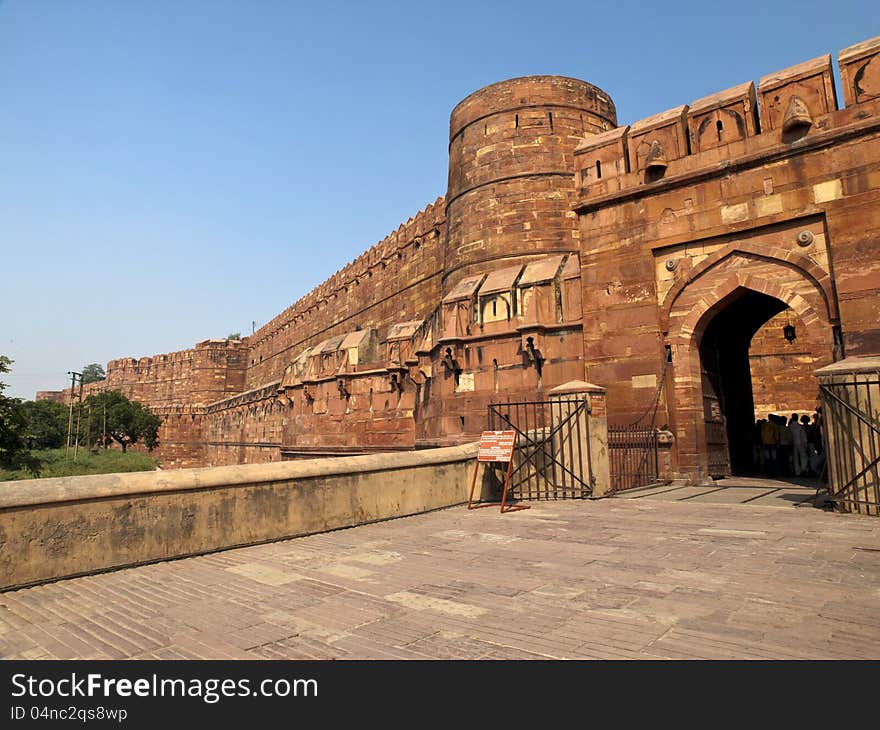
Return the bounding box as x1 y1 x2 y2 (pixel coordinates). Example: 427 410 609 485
548 380 610 498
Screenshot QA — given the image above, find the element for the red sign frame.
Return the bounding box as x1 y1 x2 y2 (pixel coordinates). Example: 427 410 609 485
468 430 529 513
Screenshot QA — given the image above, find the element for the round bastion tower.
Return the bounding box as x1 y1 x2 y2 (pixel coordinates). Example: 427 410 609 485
444 76 617 290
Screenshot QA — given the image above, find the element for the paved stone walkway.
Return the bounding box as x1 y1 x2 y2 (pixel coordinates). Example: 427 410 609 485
2 497 879 659
614 476 822 508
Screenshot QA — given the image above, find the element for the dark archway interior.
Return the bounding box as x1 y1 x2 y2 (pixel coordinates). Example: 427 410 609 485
699 289 788 475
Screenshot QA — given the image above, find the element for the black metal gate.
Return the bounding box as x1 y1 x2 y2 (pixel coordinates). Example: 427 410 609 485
819 370 880 516
487 396 593 499
609 425 660 492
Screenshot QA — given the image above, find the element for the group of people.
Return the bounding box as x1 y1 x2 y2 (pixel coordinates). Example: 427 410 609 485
751 411 825 478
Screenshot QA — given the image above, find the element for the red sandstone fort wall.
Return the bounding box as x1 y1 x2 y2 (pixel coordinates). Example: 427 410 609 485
67 339 247 408
243 199 446 390
203 384 285 467
45 35 880 478
149 406 205 469
58 201 447 467
573 36 880 476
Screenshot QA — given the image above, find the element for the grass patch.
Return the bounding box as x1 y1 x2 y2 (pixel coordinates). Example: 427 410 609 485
0 448 159 481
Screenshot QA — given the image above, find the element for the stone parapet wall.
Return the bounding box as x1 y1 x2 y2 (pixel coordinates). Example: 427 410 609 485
202 382 284 466
0 444 482 591
573 38 880 205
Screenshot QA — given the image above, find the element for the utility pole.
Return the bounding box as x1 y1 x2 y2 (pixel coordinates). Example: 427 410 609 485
73 376 84 462
65 371 81 462
85 403 92 453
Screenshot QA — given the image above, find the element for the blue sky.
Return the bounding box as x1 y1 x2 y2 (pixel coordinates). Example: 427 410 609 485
1 0 877 398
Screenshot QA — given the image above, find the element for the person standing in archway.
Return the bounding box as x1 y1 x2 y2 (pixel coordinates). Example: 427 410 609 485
790 413 808 477
761 416 779 477
752 419 765 473
778 415 793 476
808 411 826 480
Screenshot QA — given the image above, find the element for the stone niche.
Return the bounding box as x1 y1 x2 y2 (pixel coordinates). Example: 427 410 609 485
757 54 837 134
309 335 347 379
280 347 313 389
385 320 424 368
337 329 379 370
574 125 630 193
478 264 523 328
516 254 572 362
288 328 381 386
687 81 759 153
839 35 880 107
628 105 690 182
441 274 485 340
517 254 567 326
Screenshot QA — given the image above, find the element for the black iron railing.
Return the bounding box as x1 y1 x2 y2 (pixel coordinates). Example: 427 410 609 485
608 425 660 492
819 372 880 516
488 396 593 500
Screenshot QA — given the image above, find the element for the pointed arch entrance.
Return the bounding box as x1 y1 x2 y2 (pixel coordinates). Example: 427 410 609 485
663 252 837 481
700 288 796 474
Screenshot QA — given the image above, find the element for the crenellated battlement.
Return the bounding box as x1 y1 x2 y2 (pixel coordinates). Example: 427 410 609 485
574 35 880 209
67 337 248 410
249 196 446 350
204 382 282 413
105 338 248 374
238 196 448 389
73 198 447 412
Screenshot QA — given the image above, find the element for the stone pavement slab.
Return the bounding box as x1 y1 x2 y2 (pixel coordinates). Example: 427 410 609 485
2 498 879 660
614 476 821 508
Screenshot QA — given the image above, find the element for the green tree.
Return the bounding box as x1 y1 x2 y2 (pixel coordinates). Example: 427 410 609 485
0 356 41 475
83 390 161 453
21 399 68 449
81 363 106 384
226 332 241 340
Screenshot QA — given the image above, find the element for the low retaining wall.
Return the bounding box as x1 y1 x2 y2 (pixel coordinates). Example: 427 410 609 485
0 444 480 591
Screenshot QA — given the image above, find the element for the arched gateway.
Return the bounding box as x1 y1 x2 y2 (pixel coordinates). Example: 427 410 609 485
573 39 880 486
663 251 837 480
